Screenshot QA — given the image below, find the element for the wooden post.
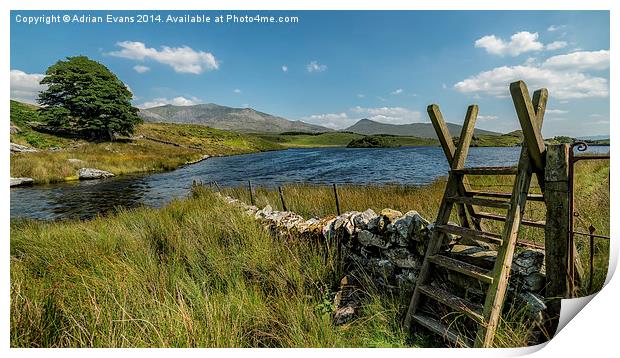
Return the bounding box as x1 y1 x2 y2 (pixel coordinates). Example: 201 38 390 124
588 225 596 293
248 180 255 206
333 183 341 216
278 186 288 211
544 144 570 335
427 104 481 230
510 81 547 174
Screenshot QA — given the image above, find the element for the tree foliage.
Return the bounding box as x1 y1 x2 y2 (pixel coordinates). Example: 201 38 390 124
38 56 141 140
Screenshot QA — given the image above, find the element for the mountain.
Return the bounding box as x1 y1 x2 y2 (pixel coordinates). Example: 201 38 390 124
139 103 332 134
344 118 501 138
575 135 610 141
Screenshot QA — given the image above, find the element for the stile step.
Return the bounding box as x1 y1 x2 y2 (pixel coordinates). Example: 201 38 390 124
412 314 473 348
447 196 511 209
419 285 484 324
428 255 493 284
474 211 546 229
465 190 545 202
435 224 503 246
451 166 518 175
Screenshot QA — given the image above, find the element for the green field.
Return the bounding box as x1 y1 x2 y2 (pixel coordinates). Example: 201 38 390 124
10 101 283 184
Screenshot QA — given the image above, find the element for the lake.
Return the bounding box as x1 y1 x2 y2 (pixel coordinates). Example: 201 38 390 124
10 145 610 221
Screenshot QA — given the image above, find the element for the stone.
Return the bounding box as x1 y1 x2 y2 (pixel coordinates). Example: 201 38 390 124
353 209 377 231
78 168 114 180
10 142 37 153
517 291 547 322
449 245 497 269
10 124 21 134
379 208 402 224
512 250 545 276
10 177 34 187
384 247 420 269
357 230 391 249
333 305 356 325
368 258 396 279
522 272 546 292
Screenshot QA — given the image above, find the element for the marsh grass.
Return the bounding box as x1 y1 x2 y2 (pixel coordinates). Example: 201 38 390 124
11 190 418 348
222 159 610 296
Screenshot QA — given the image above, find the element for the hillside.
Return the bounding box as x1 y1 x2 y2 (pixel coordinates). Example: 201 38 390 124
139 103 332 134
345 118 501 138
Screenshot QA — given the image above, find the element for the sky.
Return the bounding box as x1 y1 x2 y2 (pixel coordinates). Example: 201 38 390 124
10 10 610 137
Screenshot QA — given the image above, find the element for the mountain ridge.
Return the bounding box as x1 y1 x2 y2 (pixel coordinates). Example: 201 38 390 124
344 118 502 138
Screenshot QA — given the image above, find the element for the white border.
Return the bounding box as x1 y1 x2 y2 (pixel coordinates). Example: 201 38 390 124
3 1 617 358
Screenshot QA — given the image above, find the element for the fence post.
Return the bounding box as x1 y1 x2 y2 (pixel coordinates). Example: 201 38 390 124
278 186 287 211
333 183 341 216
248 180 255 206
588 225 596 293
544 144 570 334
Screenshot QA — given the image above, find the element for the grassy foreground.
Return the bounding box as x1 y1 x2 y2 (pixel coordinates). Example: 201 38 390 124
10 189 420 348
10 100 282 184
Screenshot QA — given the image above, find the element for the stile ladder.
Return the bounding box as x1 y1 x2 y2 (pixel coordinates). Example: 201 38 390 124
404 81 548 348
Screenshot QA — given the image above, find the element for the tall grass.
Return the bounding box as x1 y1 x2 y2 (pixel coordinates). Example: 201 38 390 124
10 190 416 348
222 160 610 295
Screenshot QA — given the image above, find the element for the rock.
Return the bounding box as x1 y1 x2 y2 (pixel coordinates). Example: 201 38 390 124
78 168 114 180
388 210 429 246
384 247 419 269
353 209 377 231
10 143 37 153
512 250 545 276
357 230 391 249
333 306 356 325
522 272 546 292
67 158 85 164
368 258 396 279
395 269 418 289
517 291 547 322
10 177 34 187
449 245 497 269
379 208 402 224
10 124 21 134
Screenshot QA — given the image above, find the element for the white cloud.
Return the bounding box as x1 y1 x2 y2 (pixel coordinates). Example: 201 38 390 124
546 109 569 114
233 88 242 94
545 41 567 51
306 61 327 73
351 106 422 124
391 88 403 95
357 94 365 98
454 63 609 99
281 65 288 72
547 25 566 32
300 112 351 129
109 41 219 74
10 70 46 104
475 31 544 57
133 65 150 73
542 50 610 71
138 96 200 109
478 115 498 121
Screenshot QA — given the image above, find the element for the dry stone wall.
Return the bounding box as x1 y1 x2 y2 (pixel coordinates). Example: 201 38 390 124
220 194 547 325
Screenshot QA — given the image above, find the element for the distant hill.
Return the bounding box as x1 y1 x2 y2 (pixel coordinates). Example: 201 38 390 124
139 103 332 134
344 118 501 139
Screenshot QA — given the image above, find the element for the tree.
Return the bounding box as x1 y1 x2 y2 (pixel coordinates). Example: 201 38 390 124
38 56 141 141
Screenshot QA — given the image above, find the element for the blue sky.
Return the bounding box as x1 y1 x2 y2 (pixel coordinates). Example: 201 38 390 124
10 10 609 137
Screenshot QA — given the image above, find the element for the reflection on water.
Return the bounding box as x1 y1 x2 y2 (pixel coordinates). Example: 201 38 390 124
10 145 610 221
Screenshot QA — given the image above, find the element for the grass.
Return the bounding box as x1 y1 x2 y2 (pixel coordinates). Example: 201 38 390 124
10 189 419 348
222 159 610 296
256 132 439 148
10 101 283 184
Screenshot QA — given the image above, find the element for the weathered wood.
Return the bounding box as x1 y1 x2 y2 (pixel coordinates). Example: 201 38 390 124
452 166 518 175
435 224 503 245
474 211 546 229
475 143 534 347
412 314 473 348
531 88 548 190
405 113 478 329
510 81 546 173
428 104 478 230
332 183 341 216
420 285 484 323
452 105 478 170
278 186 287 211
248 180 255 205
447 196 511 209
429 255 494 284
543 144 570 335
466 190 545 202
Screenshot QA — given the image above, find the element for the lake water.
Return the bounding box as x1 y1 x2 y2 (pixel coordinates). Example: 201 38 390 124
10 145 610 221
